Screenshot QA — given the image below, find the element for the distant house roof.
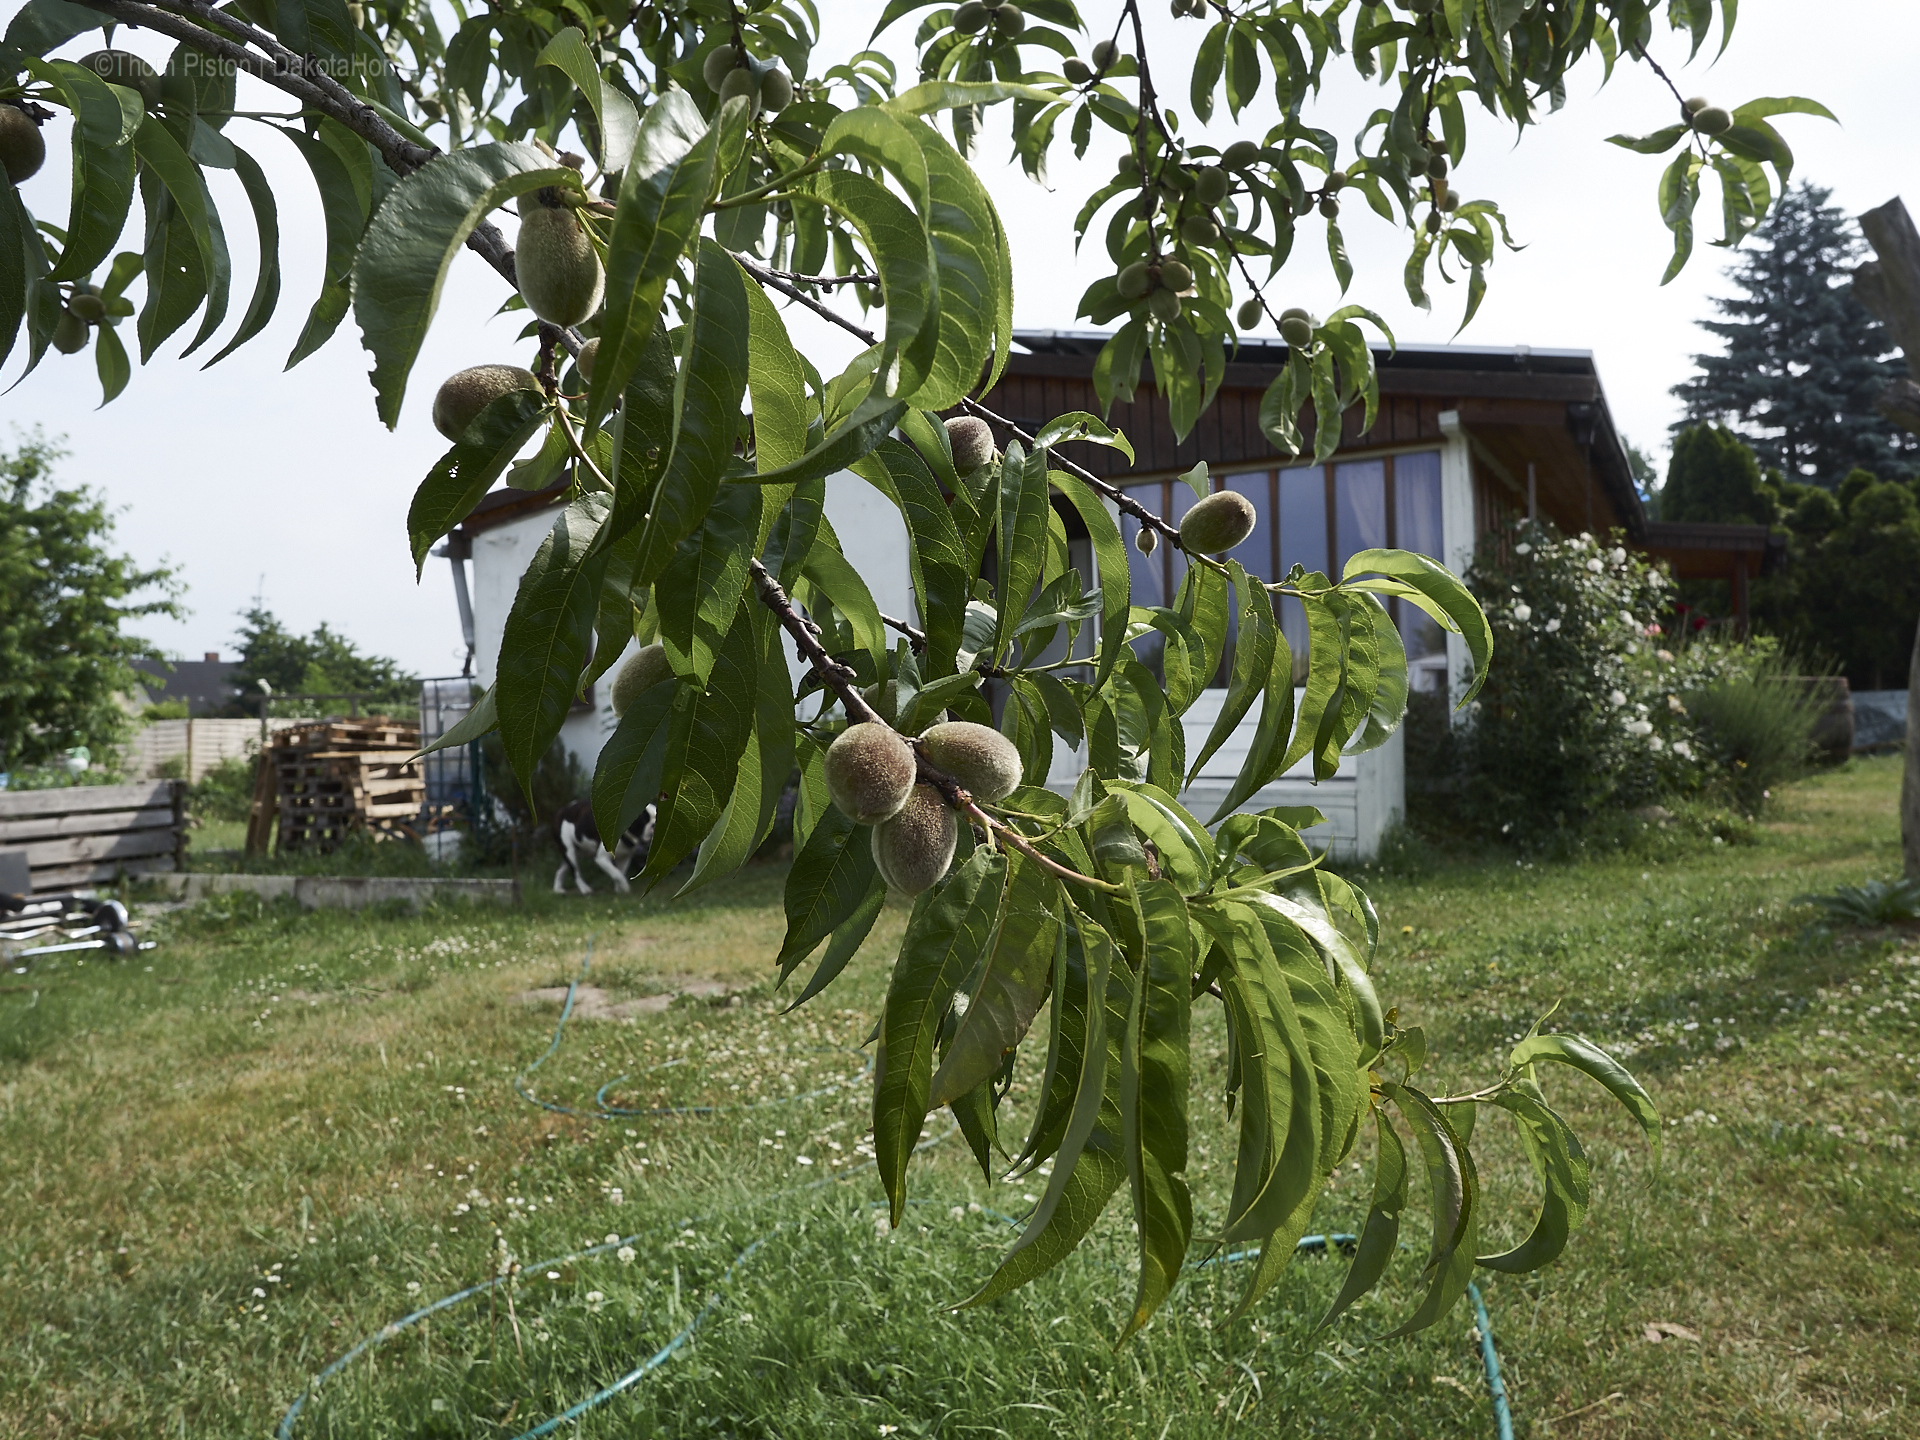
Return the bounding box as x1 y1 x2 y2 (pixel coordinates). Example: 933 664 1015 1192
132 657 238 715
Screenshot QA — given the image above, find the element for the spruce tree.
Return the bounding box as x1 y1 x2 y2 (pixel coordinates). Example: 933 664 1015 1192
1672 182 1919 486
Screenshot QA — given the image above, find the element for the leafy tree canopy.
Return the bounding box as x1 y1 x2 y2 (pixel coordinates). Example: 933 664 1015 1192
0 0 1820 1342
1671 182 1920 486
227 605 417 714
1756 467 1920 690
1660 425 1918 689
0 431 181 773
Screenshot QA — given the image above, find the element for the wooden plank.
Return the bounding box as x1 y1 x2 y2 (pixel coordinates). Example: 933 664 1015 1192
32 854 177 892
25 827 180 869
0 805 177 844
0 781 178 821
245 751 276 857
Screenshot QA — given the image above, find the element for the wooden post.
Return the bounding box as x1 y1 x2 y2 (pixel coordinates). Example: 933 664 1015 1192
245 743 278 858
171 778 187 875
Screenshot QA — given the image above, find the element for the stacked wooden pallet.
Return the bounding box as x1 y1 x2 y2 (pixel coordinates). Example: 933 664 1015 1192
0 781 186 892
262 719 426 853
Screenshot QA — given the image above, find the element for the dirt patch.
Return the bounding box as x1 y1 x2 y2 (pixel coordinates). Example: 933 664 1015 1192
514 979 735 1021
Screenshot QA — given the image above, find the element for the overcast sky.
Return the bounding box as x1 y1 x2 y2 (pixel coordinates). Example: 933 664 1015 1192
2 0 1912 674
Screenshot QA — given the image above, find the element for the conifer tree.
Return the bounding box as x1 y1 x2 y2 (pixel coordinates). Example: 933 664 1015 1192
1672 182 1919 485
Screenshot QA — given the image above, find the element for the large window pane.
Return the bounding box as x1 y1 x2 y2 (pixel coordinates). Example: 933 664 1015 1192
1214 470 1273 681
1277 465 1326 673
1121 482 1196 669
1333 458 1387 574
1394 450 1443 558
1393 451 1448 690
1120 483 1167 609
1222 469 1273 575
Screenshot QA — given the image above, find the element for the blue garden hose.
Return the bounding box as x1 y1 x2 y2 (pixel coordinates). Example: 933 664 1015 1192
280 941 1518 1439
1468 1281 1515 1440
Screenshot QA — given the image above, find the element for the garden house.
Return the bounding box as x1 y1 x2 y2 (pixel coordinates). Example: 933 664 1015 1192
448 334 1773 859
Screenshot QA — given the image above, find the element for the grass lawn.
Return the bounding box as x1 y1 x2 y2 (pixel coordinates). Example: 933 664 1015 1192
1 757 1913 1439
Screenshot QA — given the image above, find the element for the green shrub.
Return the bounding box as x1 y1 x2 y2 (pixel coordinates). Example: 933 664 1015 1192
1455 521 1755 843
1683 653 1825 812
190 754 258 824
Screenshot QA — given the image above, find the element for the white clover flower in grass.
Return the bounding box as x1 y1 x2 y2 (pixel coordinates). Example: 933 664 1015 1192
585 1291 605 1312
406 1281 421 1295
616 1246 636 1265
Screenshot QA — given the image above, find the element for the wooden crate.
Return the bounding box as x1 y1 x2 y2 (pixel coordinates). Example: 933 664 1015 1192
0 781 186 892
265 718 426 852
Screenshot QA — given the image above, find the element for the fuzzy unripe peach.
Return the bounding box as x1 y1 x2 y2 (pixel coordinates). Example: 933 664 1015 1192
871 785 958 895
1179 489 1258 554
825 722 917 825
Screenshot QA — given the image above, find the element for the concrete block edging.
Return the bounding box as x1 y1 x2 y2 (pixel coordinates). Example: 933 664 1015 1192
151 874 518 910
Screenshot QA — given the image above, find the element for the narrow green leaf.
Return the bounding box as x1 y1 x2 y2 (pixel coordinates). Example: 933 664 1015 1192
1508 1032 1661 1156
535 27 638 172
1316 1110 1409 1331
497 491 610 798
1103 783 1213 896
810 168 938 400
931 852 1060 1108
741 269 811 473
590 663 677 844
655 484 762 685
1206 614 1296 822
587 91 736 427
785 876 886 1012
851 438 971 678
416 685 496 756
1119 877 1194 1341
1476 1088 1589 1273
993 439 1051 662
1380 1082 1478 1338
775 804 883 977
203 145 280 367
620 239 752 591
92 313 129 403
640 601 759 881
901 117 1004 411
406 389 551 572
801 542 890 680
964 914 1131 1306
733 387 907 487
1190 561 1275 783
33 59 136 284
351 142 573 427
1342 547 1490 705
876 850 1009 1222
0 176 30 370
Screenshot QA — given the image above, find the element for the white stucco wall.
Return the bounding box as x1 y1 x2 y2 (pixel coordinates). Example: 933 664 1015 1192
468 507 628 773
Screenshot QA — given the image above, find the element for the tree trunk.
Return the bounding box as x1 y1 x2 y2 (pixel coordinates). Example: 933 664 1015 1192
1907 615 1920 879
1855 200 1920 878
